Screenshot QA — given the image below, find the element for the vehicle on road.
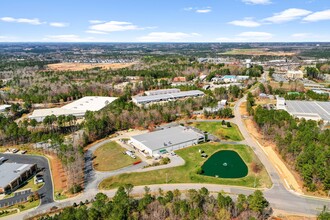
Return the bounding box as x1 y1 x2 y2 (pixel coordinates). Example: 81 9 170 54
12 148 19 153
20 150 27 154
0 156 6 164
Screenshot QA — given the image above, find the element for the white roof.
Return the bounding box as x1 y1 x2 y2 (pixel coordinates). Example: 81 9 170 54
29 96 117 119
131 126 204 152
29 108 86 118
0 105 11 111
62 96 117 111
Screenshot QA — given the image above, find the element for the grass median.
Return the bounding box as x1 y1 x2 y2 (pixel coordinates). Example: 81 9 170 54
93 141 140 171
99 143 272 190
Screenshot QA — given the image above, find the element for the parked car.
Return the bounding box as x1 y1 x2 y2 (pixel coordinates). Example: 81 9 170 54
35 177 44 184
12 149 19 153
20 150 27 154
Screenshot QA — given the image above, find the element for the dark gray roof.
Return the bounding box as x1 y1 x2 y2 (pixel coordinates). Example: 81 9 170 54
0 163 35 188
131 126 204 152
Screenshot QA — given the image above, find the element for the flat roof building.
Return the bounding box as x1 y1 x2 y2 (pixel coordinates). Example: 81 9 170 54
276 97 330 123
132 90 204 105
0 163 37 194
0 104 11 113
145 88 180 96
29 96 117 122
130 126 205 157
287 70 304 79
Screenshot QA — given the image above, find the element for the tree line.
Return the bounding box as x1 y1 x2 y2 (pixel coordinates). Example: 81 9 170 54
254 106 330 192
38 185 271 220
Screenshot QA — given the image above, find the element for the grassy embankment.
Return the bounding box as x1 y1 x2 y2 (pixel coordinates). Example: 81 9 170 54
99 143 272 190
191 121 244 141
93 141 140 171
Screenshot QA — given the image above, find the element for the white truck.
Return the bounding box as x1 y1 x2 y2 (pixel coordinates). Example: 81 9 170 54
125 150 136 159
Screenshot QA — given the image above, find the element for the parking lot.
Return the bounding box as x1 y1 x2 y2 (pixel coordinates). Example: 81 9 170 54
0 153 54 205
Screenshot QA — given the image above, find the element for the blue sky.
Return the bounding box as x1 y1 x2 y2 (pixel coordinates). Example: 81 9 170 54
0 0 329 42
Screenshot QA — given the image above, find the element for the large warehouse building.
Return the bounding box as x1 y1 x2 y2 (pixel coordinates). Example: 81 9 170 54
29 96 117 122
0 163 37 194
132 90 204 105
276 97 330 123
130 126 205 157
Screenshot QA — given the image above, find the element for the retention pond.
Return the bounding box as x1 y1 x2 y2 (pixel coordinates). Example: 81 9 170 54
202 150 248 178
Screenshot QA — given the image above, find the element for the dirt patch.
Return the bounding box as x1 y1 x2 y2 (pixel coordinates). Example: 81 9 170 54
272 210 317 220
220 49 295 56
46 154 67 194
47 62 134 71
240 101 303 193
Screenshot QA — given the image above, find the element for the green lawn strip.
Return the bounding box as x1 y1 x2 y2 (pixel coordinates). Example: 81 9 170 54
3 178 44 199
93 141 140 172
99 143 272 190
191 122 244 141
0 200 40 217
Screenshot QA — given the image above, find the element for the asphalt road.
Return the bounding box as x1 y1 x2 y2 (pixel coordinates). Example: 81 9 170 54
0 153 54 205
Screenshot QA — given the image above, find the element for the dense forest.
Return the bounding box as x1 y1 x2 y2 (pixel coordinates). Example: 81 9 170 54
253 106 330 191
38 186 271 220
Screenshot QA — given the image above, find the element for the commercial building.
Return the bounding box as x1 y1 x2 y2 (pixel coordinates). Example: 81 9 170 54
203 100 227 113
132 90 204 105
286 70 304 79
211 75 249 83
0 104 11 113
0 163 37 194
130 126 205 157
29 96 117 122
145 88 180 96
276 97 330 123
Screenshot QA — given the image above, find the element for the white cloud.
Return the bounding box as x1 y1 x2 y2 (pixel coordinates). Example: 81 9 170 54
184 7 193 11
184 7 211 13
88 21 143 33
138 32 200 42
303 9 330 22
196 9 211 13
228 18 261 27
264 8 312 23
85 30 108 34
43 35 96 42
89 20 105 24
0 35 18 42
242 0 271 5
238 31 272 39
49 22 69 27
217 31 273 42
0 16 44 25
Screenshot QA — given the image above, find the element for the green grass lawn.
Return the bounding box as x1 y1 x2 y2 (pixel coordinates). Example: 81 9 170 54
93 141 140 171
4 177 44 199
99 143 272 190
0 199 40 217
191 121 244 141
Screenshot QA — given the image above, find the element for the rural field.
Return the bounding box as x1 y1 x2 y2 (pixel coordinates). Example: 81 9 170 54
93 141 140 171
99 143 272 190
220 49 295 56
191 121 244 141
47 62 134 71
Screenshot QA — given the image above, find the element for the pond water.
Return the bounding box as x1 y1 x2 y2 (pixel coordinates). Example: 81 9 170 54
202 150 248 178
